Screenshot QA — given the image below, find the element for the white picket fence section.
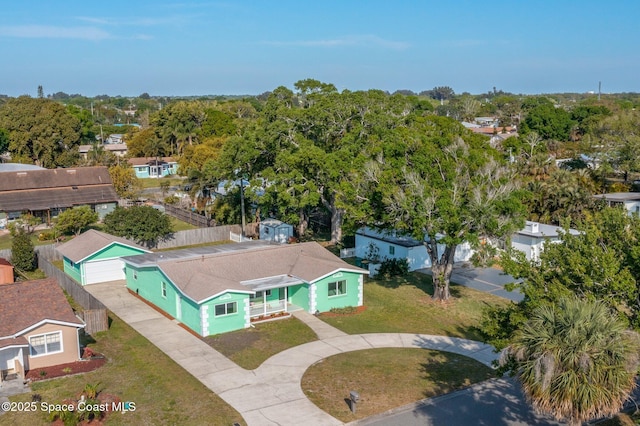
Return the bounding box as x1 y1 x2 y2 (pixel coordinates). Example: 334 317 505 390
340 247 356 258
230 231 252 243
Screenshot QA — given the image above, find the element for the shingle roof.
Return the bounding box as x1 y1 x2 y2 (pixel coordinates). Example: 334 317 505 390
0 278 84 337
57 229 149 263
125 241 366 303
0 167 112 191
0 166 118 212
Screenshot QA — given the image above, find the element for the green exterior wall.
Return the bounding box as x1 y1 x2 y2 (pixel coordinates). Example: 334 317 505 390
125 264 250 336
288 284 310 311
63 257 82 284
313 271 362 313
202 292 249 335
84 244 147 262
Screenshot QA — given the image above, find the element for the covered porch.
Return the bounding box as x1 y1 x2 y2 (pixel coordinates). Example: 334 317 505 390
243 275 306 320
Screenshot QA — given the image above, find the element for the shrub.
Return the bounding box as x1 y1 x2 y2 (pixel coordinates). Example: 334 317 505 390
11 228 36 271
329 306 357 315
38 230 55 241
377 257 410 277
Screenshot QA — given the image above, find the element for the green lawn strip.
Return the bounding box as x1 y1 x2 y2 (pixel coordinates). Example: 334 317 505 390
204 317 318 370
169 216 198 232
321 272 509 341
0 232 54 251
139 177 185 190
5 312 245 426
302 348 496 422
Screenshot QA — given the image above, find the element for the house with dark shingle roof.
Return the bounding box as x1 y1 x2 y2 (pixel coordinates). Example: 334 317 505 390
0 166 119 228
57 229 150 285
0 279 84 383
122 241 368 336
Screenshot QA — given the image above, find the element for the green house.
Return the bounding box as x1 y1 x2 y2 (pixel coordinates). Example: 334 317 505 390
57 230 151 285
122 241 368 336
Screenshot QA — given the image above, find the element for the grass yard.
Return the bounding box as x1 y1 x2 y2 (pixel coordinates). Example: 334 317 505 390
139 176 185 189
169 216 198 232
302 348 496 422
0 231 53 251
204 317 317 370
321 272 509 341
4 313 245 426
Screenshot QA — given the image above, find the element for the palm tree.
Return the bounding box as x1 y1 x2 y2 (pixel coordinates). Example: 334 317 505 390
503 297 640 425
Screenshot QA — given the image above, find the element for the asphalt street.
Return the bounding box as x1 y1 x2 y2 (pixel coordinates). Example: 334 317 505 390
418 263 524 302
353 377 564 426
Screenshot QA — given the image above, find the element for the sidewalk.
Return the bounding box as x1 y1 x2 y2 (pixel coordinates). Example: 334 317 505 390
85 281 499 425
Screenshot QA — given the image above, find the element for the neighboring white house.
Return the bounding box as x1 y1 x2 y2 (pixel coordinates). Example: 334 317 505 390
593 193 640 216
511 221 581 261
354 227 473 272
259 219 294 244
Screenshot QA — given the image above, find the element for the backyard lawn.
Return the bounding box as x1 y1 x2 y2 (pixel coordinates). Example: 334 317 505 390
4 313 245 426
302 348 496 422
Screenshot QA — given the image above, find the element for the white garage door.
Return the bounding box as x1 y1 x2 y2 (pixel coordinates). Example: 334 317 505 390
84 259 125 284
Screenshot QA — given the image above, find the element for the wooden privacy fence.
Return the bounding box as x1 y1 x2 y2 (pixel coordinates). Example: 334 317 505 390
38 256 108 335
162 203 213 228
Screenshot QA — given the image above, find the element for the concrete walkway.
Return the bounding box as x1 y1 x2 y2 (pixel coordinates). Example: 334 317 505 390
85 281 499 425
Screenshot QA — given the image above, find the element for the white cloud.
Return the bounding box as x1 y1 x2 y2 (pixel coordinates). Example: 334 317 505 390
263 34 410 50
0 25 110 40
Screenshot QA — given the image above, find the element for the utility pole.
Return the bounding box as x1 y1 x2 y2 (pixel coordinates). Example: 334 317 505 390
598 81 601 101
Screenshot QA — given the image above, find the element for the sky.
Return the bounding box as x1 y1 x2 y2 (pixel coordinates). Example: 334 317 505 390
0 1 638 97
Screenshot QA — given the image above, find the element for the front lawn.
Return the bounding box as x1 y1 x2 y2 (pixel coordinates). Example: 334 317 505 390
302 348 496 422
204 317 317 370
321 272 509 341
5 313 245 426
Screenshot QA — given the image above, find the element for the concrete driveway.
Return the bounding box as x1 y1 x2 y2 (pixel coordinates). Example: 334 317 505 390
418 263 524 302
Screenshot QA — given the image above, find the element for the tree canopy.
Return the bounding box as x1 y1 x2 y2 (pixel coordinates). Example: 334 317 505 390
54 206 99 236
0 96 82 167
103 206 173 248
350 115 527 300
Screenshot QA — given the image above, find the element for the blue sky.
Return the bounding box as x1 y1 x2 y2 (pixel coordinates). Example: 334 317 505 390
0 1 638 97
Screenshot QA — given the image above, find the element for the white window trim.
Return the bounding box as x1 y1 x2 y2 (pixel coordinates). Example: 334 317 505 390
29 331 63 357
328 280 347 298
214 301 238 317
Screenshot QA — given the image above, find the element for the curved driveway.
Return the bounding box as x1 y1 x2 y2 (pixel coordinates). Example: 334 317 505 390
86 281 498 426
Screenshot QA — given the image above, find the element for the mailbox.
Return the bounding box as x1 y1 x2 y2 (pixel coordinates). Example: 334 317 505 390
350 391 359 403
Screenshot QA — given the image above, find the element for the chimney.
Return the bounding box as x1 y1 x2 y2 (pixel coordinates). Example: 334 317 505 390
526 221 539 233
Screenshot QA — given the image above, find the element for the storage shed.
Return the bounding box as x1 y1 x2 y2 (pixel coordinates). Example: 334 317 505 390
259 219 294 244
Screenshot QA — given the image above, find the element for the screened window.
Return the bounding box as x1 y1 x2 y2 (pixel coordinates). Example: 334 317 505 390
214 302 237 316
328 280 347 297
161 282 167 298
389 246 395 255
29 332 62 356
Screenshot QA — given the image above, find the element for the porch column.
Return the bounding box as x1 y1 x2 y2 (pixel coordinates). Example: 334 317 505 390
284 287 288 312
263 292 267 316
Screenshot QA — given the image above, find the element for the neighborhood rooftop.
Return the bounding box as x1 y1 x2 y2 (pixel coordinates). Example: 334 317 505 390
0 278 84 338
516 221 581 238
56 229 149 263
